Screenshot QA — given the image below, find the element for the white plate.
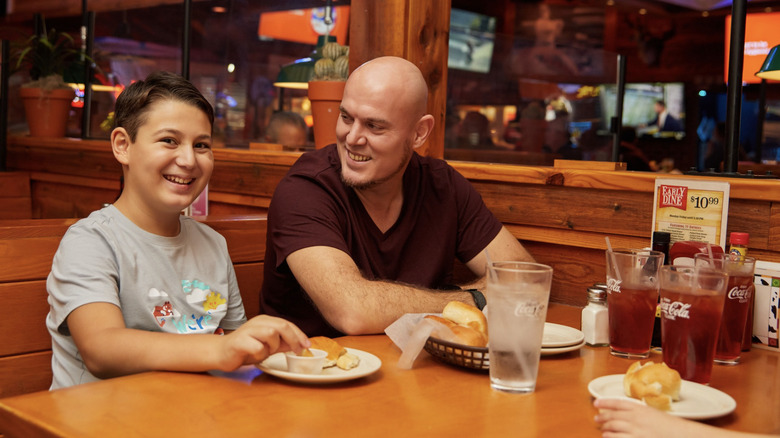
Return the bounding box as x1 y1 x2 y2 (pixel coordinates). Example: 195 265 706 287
541 339 585 356
587 374 737 420
543 323 585 348
257 348 381 384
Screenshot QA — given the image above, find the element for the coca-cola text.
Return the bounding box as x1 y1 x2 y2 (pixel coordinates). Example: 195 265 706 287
716 275 755 363
660 298 691 320
661 288 725 384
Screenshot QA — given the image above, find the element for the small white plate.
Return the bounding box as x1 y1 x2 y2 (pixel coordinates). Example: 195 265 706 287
587 374 737 420
543 323 585 348
541 339 585 356
257 348 381 384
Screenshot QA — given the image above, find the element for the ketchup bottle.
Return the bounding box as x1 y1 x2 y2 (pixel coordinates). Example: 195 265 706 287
669 241 723 266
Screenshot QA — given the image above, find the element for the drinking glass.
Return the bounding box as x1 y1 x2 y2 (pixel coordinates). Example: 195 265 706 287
605 249 664 359
659 266 728 384
486 262 553 393
694 253 756 365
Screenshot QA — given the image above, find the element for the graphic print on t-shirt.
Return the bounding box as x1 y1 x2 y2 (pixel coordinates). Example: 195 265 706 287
183 279 228 312
149 287 179 328
147 280 228 334
152 301 175 327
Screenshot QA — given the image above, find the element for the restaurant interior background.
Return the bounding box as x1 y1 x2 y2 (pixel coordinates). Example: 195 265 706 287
2 0 780 172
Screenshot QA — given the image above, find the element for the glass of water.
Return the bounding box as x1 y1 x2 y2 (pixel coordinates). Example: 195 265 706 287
486 261 553 393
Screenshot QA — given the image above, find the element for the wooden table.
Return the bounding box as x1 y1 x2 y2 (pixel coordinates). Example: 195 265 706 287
0 304 778 437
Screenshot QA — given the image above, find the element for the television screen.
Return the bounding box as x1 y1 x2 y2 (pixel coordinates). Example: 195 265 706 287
448 9 496 74
599 82 686 139
725 12 780 84
258 6 350 46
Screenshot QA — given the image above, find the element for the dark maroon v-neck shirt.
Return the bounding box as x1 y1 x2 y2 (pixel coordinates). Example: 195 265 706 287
261 145 501 337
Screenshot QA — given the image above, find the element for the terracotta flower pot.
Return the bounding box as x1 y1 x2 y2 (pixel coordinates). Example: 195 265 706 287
308 80 345 149
20 87 75 138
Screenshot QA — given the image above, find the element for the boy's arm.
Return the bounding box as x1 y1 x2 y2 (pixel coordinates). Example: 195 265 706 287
67 302 309 379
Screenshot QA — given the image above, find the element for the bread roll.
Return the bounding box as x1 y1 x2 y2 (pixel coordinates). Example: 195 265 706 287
425 314 457 330
622 361 644 396
642 394 672 411
309 336 347 368
450 325 488 347
424 314 487 347
336 352 361 370
623 361 681 411
442 301 488 338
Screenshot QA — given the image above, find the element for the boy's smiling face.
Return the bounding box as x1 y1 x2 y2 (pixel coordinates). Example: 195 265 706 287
114 99 213 221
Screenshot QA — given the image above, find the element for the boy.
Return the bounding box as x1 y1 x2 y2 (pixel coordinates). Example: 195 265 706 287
46 71 309 389
265 110 309 149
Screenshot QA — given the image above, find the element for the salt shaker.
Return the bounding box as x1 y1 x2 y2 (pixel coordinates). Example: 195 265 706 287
582 287 609 346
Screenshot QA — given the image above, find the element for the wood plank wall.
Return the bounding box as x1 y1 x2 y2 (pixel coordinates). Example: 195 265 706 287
7 135 780 307
0 172 32 219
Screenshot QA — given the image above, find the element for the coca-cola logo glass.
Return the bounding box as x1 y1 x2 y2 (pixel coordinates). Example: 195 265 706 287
605 249 663 294
604 248 664 359
693 253 756 304
660 297 691 320
658 265 729 384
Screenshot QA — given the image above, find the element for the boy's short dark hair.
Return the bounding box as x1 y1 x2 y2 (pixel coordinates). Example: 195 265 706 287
266 111 307 143
114 71 214 141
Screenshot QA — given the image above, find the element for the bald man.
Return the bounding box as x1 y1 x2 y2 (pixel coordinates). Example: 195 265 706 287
261 57 533 336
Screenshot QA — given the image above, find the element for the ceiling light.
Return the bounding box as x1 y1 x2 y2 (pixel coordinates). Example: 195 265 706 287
756 45 780 81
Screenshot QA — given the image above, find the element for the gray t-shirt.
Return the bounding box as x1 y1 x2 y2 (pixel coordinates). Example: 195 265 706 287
46 205 247 389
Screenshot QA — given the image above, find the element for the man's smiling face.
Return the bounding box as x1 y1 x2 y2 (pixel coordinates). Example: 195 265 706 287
335 70 419 191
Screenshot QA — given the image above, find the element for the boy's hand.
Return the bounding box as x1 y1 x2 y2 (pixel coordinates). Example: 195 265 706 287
217 315 310 370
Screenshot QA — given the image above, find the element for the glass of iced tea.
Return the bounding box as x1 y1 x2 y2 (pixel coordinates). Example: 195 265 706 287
605 249 664 359
694 253 756 365
659 266 728 384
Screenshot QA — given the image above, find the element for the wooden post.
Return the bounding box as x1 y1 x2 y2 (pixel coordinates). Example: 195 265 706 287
348 0 449 159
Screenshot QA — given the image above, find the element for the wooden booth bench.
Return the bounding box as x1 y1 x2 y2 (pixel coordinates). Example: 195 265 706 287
0 215 267 399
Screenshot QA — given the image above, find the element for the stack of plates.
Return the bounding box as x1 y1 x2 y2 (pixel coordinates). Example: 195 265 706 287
541 323 585 356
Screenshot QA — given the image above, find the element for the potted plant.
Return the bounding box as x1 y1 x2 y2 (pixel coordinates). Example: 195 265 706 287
12 20 86 137
308 40 349 149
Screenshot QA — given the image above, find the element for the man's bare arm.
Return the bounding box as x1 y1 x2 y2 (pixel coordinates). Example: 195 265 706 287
461 226 535 291
286 247 475 335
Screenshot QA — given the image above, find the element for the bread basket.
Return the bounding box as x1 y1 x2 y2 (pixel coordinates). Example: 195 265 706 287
423 336 489 371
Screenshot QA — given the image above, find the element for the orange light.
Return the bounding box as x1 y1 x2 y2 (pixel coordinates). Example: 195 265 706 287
725 12 780 84
258 6 350 46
